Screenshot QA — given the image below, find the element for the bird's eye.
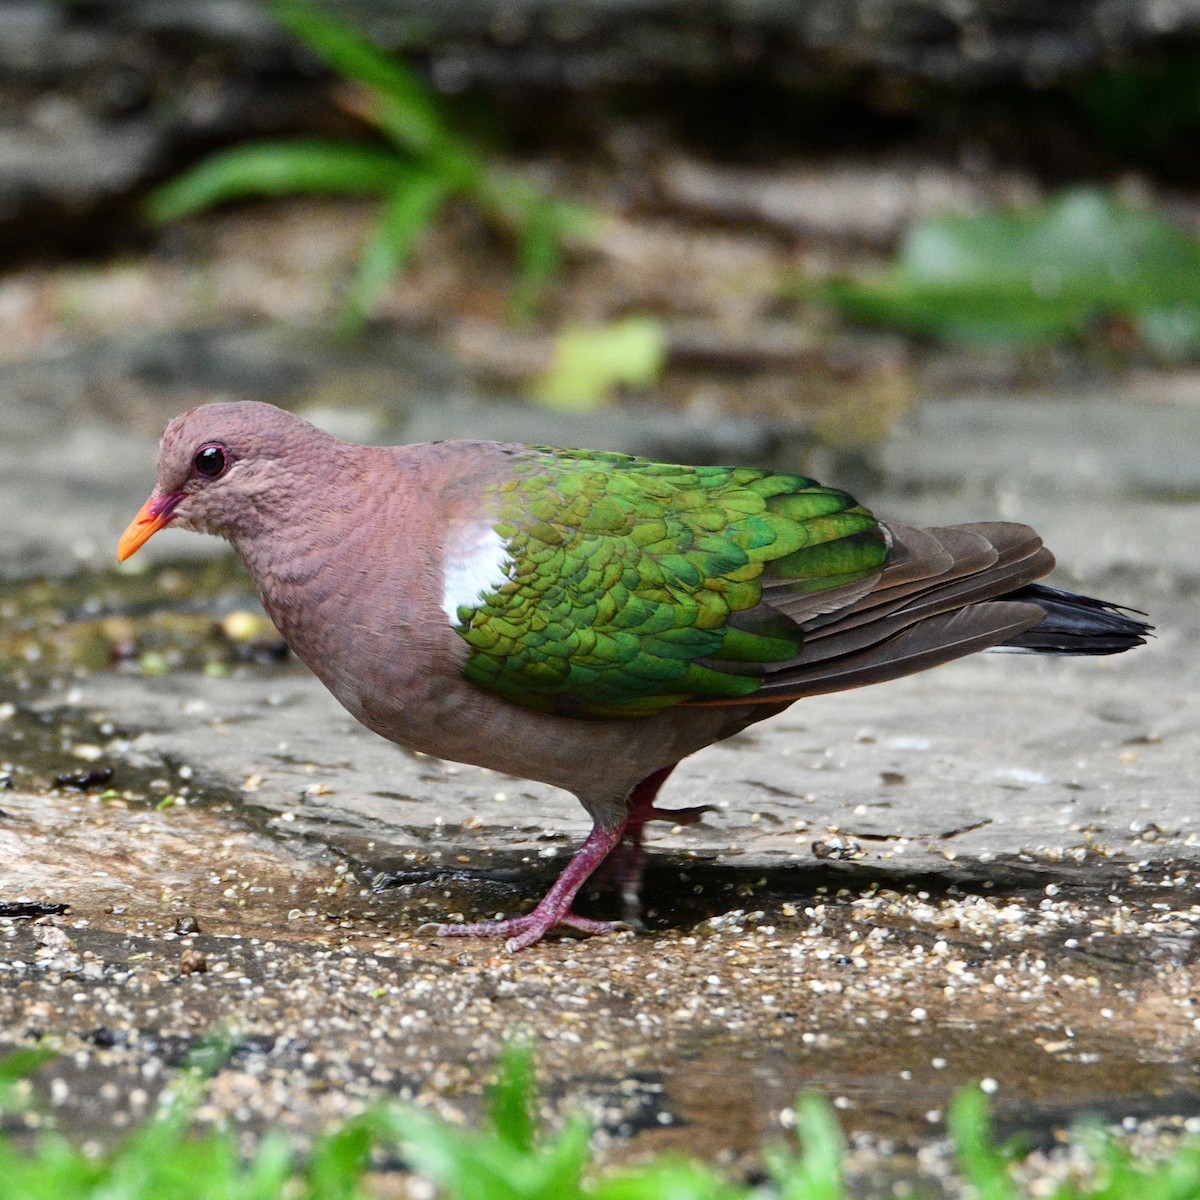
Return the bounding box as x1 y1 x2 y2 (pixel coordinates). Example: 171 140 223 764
193 444 228 479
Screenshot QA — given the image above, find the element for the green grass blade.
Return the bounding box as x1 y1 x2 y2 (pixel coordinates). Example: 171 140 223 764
303 1112 376 1199
487 1040 537 1154
527 1115 591 1199
146 0 591 338
763 1093 846 1200
0 1131 104 1199
271 0 448 158
240 1133 296 1200
479 175 594 319
1052 1120 1200 1200
145 140 406 223
0 1047 57 1108
342 170 446 327
10 1046 1200 1200
479 173 593 237
378 1108 525 1200
510 199 565 322
377 1094 590 1200
593 1158 743 1200
948 1086 1018 1200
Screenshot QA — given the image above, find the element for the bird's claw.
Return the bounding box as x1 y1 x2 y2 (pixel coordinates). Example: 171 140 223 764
418 911 634 952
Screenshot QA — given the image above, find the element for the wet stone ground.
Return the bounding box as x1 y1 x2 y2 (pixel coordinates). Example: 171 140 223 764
1 365 1199 1195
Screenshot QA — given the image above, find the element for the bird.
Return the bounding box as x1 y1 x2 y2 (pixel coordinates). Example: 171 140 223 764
118 400 1149 950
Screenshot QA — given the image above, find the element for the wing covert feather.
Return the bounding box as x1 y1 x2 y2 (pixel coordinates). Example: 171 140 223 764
452 449 889 716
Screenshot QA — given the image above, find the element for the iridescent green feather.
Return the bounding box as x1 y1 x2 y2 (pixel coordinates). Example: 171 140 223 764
455 449 889 716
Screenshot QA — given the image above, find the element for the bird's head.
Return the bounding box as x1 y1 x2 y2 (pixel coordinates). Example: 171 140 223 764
118 401 329 560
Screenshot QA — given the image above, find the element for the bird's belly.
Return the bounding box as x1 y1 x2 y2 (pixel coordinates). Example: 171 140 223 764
266 576 755 816
350 672 607 786
340 661 756 830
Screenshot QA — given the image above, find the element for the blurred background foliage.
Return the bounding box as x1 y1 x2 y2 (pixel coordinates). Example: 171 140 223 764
147 2 592 330
819 188 1200 355
9 0 1200 430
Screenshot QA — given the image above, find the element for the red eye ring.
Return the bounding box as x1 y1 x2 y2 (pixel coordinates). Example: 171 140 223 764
193 443 228 479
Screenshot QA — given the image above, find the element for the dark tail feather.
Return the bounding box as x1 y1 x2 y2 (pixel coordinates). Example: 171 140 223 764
998 584 1151 656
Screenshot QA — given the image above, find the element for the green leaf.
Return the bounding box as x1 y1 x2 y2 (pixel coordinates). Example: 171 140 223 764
822 187 1200 348
480 175 594 319
0 1047 56 1091
377 1054 591 1200
145 2 594 336
239 1134 295 1200
145 141 406 223
534 317 667 411
342 170 446 327
481 173 592 232
1136 304 1200 358
529 1116 592 1200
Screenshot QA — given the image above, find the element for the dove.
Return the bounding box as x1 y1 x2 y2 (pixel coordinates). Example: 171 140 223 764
119 401 1149 949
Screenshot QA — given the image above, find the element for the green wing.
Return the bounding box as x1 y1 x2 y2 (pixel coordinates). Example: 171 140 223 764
453 449 889 716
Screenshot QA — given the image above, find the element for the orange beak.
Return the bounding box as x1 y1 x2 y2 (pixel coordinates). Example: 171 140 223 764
117 492 182 561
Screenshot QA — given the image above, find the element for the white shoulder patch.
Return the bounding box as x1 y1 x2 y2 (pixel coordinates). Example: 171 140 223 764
442 524 511 625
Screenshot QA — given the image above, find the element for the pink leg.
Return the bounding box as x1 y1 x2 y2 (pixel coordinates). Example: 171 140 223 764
419 819 630 952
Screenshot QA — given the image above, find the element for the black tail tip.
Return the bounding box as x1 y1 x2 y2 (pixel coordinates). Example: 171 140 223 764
1001 584 1152 656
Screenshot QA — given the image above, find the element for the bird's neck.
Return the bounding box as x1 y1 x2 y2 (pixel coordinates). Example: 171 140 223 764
227 445 446 697
226 442 376 571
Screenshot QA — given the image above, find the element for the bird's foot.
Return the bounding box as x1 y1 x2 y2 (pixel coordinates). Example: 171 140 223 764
417 819 630 951
419 909 631 953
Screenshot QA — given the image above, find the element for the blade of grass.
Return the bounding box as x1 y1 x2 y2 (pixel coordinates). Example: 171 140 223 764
526 1116 591 1200
271 1 489 193
376 1083 591 1200
379 1107 534 1200
764 1093 846 1200
948 1086 1018 1200
271 0 449 158
238 1133 296 1200
374 92 485 193
304 1112 377 1199
0 1047 57 1107
510 199 565 322
487 1041 537 1154
145 141 407 223
148 2 593 328
341 170 446 329
479 174 593 239
483 177 593 319
592 1159 744 1200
